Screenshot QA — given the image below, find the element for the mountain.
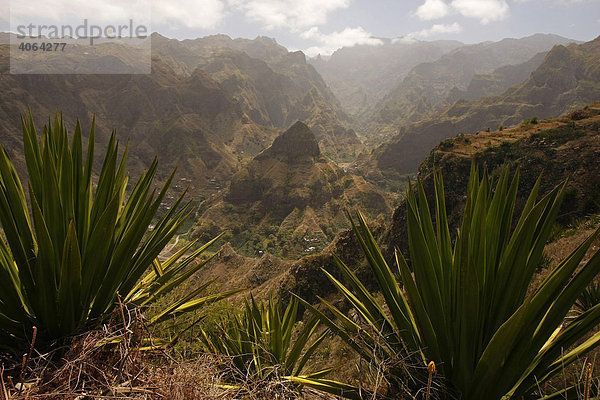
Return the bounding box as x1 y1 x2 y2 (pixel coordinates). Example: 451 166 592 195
0 47 276 198
165 102 600 310
446 51 548 102
309 38 463 118
191 122 389 259
369 34 576 137
151 34 363 162
0 33 364 204
382 102 600 259
369 36 600 175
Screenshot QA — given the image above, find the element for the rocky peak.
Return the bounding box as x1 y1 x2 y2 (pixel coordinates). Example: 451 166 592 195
259 121 320 161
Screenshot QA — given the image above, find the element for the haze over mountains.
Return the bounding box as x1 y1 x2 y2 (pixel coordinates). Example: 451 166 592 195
309 38 463 119
0 32 361 196
310 34 575 132
367 34 576 133
369 36 600 175
1 30 599 259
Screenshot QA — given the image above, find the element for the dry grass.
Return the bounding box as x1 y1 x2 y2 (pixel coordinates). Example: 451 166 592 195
526 215 600 297
0 304 338 400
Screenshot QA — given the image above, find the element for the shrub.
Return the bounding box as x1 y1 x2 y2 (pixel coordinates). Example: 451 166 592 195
522 117 539 126
576 281 600 315
0 115 239 351
500 140 512 151
199 296 358 397
439 139 454 150
302 165 600 399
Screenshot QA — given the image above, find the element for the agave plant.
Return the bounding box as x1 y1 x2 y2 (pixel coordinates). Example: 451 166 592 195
301 165 600 399
575 280 600 315
0 115 239 351
200 296 335 388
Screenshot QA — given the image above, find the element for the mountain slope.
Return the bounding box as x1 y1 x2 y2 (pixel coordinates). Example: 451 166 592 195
370 36 600 175
309 39 463 118
0 48 274 196
369 34 576 137
447 51 548 102
192 122 389 258
0 33 363 200
152 34 362 161
382 102 600 258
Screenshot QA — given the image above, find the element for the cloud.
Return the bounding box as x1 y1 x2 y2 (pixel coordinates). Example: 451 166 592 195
301 26 383 57
153 0 225 29
8 0 226 30
392 36 419 44
414 0 509 25
450 0 509 24
405 22 462 39
230 0 349 31
415 0 450 20
514 0 589 4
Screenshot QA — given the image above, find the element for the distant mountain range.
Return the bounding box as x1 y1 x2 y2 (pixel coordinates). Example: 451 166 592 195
0 32 363 203
366 34 577 136
309 38 463 119
151 34 363 162
368 35 600 175
1 30 598 261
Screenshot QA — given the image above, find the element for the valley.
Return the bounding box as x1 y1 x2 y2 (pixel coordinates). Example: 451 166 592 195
1 22 600 398
2 32 595 262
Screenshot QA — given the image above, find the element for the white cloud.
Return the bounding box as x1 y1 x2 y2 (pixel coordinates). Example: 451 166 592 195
153 0 225 29
301 26 383 57
405 22 462 39
392 36 419 44
415 0 450 20
450 0 509 24
230 0 349 31
8 0 226 30
514 0 589 4
414 0 509 25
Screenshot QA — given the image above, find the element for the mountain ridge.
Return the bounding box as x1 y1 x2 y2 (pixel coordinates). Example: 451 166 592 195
193 122 389 258
368 36 600 175
382 102 600 259
367 33 577 137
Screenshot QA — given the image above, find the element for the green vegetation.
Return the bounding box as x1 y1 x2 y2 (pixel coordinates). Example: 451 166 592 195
2 107 600 398
200 295 363 398
576 281 600 315
529 124 587 144
439 138 454 150
302 165 600 399
199 296 336 390
0 116 237 351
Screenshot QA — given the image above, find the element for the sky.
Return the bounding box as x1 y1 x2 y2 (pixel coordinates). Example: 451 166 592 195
2 0 599 57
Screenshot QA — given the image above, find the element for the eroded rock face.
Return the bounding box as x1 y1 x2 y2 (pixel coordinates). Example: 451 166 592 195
195 122 389 259
381 103 600 261
226 121 329 211
258 121 321 161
